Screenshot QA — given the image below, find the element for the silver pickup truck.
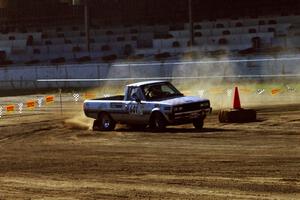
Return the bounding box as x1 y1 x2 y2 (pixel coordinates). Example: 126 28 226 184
83 80 212 131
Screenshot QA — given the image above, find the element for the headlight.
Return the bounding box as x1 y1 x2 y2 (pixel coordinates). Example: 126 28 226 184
201 102 210 107
173 106 183 112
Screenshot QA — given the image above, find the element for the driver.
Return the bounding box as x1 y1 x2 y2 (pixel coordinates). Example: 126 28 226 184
148 85 163 99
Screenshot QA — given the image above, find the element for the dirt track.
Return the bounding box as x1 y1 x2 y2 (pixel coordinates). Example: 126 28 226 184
0 104 300 199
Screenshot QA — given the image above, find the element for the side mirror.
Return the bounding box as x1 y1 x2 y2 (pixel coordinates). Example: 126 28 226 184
132 93 141 103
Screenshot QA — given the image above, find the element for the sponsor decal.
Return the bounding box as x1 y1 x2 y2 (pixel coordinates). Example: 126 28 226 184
271 88 281 95
45 96 54 104
37 98 43 107
286 85 296 92
226 89 233 97
6 105 15 113
27 101 35 109
73 93 80 102
18 103 24 113
257 89 265 95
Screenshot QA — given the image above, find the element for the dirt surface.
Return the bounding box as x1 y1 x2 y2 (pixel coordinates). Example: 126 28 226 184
0 103 300 199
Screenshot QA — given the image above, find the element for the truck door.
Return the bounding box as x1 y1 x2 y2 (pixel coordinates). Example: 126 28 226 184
125 87 148 124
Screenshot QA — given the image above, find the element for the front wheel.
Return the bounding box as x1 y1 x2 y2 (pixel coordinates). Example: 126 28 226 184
193 117 204 129
93 113 116 131
150 112 166 131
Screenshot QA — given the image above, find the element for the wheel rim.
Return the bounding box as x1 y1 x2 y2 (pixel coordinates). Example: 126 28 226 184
103 120 110 128
102 115 111 128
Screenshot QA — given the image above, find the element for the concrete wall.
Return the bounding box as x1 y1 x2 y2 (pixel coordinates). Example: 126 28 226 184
0 55 299 91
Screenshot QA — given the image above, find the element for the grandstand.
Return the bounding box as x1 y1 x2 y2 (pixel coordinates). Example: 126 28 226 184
0 0 300 66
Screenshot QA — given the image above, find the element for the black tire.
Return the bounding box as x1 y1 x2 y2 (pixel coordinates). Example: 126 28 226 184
93 113 116 131
193 117 204 129
150 112 166 131
231 109 256 122
218 109 256 123
218 110 227 123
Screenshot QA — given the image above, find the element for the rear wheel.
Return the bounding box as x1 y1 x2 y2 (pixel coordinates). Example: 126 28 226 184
193 117 204 129
93 113 116 131
150 112 166 131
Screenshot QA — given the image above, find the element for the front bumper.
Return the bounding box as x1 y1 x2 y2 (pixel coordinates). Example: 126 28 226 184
167 107 212 124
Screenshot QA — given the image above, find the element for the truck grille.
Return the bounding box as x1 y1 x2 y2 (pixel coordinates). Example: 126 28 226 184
174 101 210 113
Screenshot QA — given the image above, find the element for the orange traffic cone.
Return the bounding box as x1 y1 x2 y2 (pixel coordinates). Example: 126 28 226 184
233 86 241 110
219 86 256 123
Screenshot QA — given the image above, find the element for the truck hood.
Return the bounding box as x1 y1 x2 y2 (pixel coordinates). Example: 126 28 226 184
159 96 209 106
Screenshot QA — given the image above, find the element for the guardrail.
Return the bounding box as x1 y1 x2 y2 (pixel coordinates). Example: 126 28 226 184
1 55 300 90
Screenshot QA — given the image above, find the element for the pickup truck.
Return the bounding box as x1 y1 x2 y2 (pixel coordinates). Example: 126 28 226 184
83 80 212 131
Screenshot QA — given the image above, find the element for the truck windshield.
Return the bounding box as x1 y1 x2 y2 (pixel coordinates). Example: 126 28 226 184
142 82 183 101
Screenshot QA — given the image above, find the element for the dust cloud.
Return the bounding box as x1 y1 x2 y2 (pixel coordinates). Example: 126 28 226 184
62 81 125 131
171 50 300 109
64 113 93 130
64 52 300 130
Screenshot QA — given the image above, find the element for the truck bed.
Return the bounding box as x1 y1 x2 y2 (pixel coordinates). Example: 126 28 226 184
92 95 124 101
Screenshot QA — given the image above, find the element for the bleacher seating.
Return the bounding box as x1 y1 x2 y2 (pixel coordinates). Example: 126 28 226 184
0 10 300 66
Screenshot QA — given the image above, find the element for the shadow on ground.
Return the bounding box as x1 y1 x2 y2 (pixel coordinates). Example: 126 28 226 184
111 126 236 134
